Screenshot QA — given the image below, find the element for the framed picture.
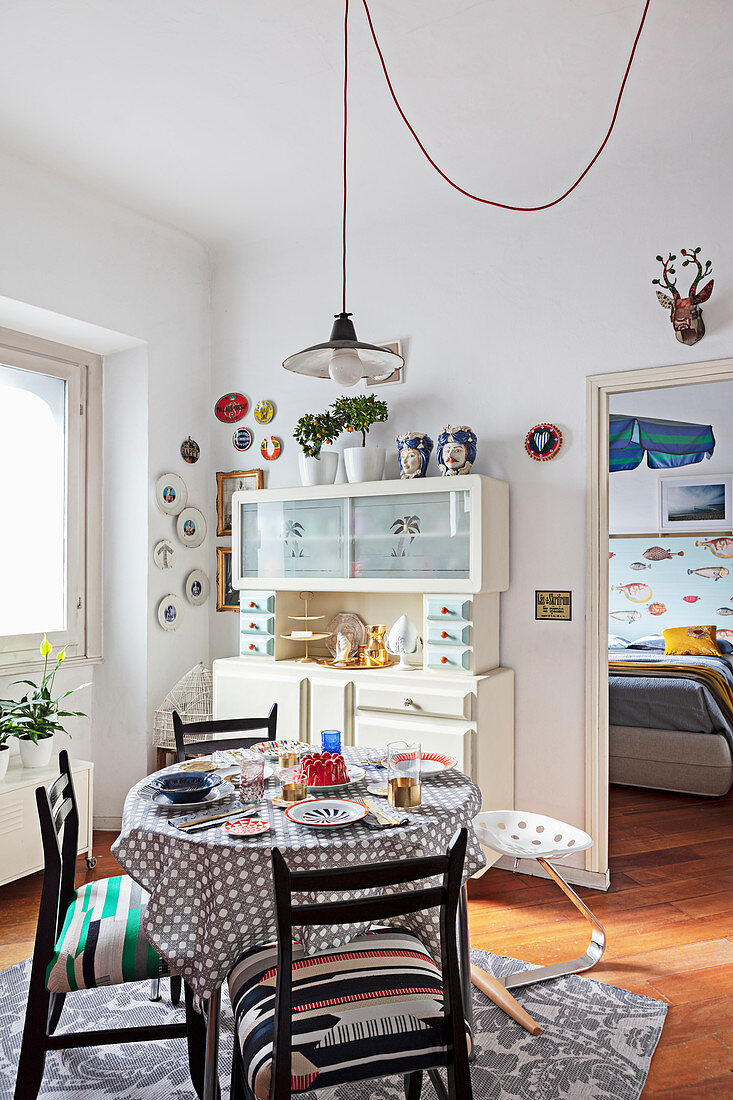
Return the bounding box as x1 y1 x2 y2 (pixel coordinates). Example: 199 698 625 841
216 469 264 536
216 547 239 612
659 473 733 532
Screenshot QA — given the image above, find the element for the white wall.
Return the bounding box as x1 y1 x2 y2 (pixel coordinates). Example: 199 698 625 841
209 158 733 835
609 381 733 533
0 152 210 824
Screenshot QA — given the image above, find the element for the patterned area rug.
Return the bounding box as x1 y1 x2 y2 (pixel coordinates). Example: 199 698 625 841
0 948 665 1099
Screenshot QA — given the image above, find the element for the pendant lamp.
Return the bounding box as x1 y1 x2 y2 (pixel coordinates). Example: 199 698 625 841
282 0 404 387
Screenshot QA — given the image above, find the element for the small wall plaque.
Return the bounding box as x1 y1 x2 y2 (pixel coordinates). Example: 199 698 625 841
535 590 572 621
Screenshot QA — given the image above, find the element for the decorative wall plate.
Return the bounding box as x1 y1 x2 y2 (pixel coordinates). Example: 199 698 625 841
180 436 200 464
254 400 275 425
525 423 563 461
285 798 368 828
232 427 253 452
261 436 282 461
153 539 176 571
215 392 249 423
157 594 183 631
177 507 207 548
325 612 367 657
155 473 188 515
185 568 210 605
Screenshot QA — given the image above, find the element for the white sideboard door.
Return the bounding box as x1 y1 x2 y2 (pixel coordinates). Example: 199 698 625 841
213 661 308 741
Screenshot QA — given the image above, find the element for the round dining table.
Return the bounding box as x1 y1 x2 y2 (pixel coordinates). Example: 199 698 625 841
112 746 486 1100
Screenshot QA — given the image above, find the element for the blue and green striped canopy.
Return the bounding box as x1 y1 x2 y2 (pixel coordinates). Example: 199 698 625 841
609 414 715 473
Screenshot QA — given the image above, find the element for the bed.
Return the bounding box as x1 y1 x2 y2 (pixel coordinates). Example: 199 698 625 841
608 648 733 797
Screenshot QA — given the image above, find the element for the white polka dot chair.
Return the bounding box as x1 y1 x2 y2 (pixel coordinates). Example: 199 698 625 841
473 810 606 987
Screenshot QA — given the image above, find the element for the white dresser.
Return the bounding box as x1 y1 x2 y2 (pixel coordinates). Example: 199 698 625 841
0 755 94 887
214 475 513 826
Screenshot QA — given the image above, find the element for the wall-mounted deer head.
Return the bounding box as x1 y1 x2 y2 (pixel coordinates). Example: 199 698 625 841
653 247 714 346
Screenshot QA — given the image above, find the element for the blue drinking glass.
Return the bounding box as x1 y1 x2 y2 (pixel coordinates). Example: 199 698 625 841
321 729 342 754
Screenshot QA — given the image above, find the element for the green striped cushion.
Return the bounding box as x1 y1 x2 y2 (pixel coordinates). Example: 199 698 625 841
46 875 169 992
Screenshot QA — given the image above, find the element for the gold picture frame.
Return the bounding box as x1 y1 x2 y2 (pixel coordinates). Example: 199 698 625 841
216 469 264 537
216 547 239 612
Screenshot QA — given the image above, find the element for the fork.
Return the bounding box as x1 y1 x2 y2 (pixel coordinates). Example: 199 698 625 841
352 796 398 827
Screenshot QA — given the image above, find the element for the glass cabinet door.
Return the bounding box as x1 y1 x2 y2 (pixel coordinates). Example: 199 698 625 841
351 490 471 580
239 498 346 580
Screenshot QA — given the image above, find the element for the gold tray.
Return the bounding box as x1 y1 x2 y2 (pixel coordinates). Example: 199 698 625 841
317 657 397 670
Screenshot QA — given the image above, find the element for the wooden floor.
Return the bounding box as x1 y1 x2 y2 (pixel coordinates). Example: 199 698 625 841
2 783 732 1097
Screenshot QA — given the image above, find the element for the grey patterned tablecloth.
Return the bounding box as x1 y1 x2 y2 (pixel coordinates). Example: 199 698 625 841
112 747 484 1006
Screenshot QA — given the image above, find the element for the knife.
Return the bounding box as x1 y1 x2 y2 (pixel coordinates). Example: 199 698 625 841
173 804 259 832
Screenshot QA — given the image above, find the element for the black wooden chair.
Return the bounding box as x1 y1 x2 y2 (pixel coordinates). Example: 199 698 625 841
228 828 472 1100
172 704 278 762
15 750 209 1100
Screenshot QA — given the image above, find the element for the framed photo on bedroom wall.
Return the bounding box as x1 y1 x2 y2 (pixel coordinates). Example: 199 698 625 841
216 547 239 612
216 469 264 536
659 473 733 532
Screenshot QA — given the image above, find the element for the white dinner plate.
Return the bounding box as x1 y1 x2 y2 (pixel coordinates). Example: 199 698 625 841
285 798 368 829
137 779 235 811
380 752 458 778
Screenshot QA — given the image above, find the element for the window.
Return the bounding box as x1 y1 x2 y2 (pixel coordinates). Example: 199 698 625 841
0 329 101 668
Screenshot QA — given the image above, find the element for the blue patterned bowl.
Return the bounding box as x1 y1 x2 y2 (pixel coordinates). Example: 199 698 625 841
150 772 220 804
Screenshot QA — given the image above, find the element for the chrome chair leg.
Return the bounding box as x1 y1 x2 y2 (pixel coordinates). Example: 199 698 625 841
502 857 606 989
149 978 161 1001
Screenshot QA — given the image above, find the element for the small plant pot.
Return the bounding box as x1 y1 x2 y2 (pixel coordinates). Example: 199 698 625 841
343 446 386 483
298 450 339 486
19 734 54 770
0 745 9 782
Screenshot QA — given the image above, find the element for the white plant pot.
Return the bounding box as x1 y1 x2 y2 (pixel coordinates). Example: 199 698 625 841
298 450 339 486
8 736 19 757
343 446 386 483
19 734 55 769
0 745 9 782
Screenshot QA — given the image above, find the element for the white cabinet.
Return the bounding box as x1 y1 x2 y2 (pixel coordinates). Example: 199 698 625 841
214 661 307 741
0 756 94 887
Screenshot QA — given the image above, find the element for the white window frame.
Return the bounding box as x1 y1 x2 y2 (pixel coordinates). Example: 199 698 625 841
0 327 102 670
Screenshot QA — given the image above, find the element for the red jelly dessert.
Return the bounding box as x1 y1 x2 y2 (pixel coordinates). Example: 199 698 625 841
295 751 349 787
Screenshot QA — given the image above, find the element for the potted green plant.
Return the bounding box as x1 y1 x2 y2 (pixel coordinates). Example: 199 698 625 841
10 635 89 769
331 394 389 482
0 704 18 782
293 410 342 486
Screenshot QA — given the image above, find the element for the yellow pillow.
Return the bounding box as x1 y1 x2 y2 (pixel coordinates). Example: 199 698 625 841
663 625 722 658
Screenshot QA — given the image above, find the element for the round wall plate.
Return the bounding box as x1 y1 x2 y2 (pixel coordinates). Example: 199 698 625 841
215 392 248 423
155 473 188 515
185 568 210 605
261 436 282 461
153 539 176 571
177 506 207 548
180 436 200 464
232 426 253 452
158 594 183 631
525 423 563 462
254 399 275 425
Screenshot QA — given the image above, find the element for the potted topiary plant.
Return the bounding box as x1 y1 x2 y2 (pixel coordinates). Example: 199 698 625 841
331 394 389 483
293 410 342 486
10 635 89 769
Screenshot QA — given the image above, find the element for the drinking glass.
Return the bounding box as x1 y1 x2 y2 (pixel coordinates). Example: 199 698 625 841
387 740 422 808
321 729 342 755
239 757 265 802
279 765 308 802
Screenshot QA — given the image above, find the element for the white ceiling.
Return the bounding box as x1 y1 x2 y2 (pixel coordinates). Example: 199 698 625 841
1 1 730 248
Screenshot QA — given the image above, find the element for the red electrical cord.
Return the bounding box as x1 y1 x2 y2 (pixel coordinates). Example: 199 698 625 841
341 0 652 307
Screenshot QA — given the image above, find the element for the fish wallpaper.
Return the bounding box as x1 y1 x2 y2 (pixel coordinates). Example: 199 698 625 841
609 535 733 643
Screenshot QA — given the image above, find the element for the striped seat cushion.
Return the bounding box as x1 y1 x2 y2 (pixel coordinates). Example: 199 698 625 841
228 929 454 1099
46 875 170 993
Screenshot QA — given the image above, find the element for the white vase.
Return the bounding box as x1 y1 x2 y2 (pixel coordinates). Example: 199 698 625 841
343 446 386 483
0 745 9 782
19 734 55 769
298 450 339 486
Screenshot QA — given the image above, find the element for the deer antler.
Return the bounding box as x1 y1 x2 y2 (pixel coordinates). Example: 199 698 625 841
681 247 713 295
652 252 680 300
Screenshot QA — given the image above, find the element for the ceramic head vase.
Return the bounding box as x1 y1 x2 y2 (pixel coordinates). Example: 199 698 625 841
437 425 477 476
395 432 433 479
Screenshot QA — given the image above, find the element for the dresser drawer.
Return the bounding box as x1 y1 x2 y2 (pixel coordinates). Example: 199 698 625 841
240 613 275 635
427 646 471 671
239 635 275 657
427 621 471 646
240 592 275 614
356 683 472 720
426 598 471 622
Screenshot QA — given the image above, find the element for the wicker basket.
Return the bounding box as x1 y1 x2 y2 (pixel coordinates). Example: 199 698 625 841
152 663 213 751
